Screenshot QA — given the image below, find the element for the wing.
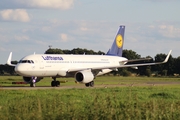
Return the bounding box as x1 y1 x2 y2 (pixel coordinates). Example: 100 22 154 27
68 50 172 72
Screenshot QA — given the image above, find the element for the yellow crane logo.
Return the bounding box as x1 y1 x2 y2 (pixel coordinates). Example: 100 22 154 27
116 34 123 48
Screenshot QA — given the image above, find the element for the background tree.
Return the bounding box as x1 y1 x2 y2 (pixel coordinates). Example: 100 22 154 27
117 49 141 76
137 56 153 76
174 56 180 75
45 48 63 54
45 48 105 55
122 49 141 59
62 49 71 54
152 53 174 76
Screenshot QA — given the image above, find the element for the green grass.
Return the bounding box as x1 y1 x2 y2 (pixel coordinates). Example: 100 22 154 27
0 87 180 120
0 75 180 87
0 76 180 119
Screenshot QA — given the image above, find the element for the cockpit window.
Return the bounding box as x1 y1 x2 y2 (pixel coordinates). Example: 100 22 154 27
22 60 27 63
18 60 34 64
31 60 34 63
18 60 22 63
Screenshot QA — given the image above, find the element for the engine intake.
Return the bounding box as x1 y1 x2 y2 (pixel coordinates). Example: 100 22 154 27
75 70 94 83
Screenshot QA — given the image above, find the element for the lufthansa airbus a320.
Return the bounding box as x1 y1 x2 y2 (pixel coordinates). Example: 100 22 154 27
7 26 172 87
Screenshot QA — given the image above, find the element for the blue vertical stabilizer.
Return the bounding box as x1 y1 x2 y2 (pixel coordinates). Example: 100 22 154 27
106 26 125 56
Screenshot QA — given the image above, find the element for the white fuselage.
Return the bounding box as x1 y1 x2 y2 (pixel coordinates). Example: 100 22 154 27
15 54 127 77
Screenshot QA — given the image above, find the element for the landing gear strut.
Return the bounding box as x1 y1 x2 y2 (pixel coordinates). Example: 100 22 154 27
51 77 60 87
30 82 36 87
30 77 36 87
85 81 94 87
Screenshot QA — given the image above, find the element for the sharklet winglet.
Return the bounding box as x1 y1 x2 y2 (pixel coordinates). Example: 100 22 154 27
162 50 172 63
7 52 16 66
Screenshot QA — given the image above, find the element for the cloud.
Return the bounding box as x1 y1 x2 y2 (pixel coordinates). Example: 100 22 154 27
14 35 29 41
42 26 52 32
59 33 68 42
80 27 88 31
0 34 8 42
0 47 6 51
35 40 48 46
128 37 138 42
17 0 74 10
157 25 180 38
146 24 180 39
0 9 30 22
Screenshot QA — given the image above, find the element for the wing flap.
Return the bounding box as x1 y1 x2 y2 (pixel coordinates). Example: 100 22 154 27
122 58 152 63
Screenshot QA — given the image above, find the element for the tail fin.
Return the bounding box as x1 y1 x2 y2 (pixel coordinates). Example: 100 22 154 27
106 25 125 56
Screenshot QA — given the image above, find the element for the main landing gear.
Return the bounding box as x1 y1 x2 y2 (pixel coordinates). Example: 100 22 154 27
51 77 60 87
85 81 94 87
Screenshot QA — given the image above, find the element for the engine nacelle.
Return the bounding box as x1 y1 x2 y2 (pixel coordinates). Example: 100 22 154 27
23 76 42 83
75 70 94 83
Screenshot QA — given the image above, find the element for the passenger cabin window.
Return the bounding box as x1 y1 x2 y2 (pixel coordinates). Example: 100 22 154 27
18 60 34 64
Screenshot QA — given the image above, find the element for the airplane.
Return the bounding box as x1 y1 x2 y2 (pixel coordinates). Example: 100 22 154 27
7 25 172 87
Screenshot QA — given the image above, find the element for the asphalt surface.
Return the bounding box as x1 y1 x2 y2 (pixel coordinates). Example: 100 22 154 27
1 81 180 90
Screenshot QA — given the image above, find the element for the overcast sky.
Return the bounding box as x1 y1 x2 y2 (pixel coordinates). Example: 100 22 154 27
0 0 180 64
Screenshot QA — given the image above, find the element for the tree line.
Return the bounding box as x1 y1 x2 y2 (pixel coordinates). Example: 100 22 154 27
0 48 179 77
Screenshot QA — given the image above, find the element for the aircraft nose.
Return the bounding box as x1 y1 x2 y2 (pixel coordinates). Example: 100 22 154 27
15 65 21 74
15 65 26 75
15 64 33 76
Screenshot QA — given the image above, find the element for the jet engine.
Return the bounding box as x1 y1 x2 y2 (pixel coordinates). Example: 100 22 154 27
23 76 42 83
75 70 94 83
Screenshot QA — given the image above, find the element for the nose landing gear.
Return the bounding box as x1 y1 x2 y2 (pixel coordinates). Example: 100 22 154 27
30 82 36 87
30 77 36 87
